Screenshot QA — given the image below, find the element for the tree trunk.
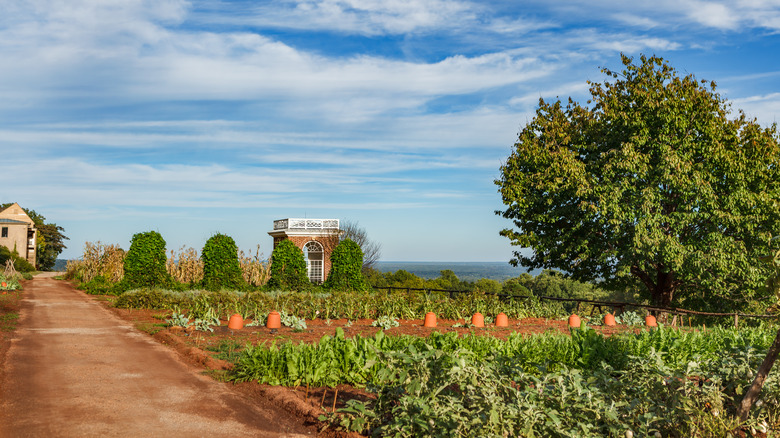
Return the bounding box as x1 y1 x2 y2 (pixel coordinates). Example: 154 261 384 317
737 326 780 422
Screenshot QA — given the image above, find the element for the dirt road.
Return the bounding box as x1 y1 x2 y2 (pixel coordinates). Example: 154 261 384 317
0 274 314 437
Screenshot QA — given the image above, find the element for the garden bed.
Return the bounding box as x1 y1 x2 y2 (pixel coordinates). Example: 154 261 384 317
107 304 639 350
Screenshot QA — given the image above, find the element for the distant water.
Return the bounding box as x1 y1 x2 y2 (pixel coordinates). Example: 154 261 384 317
374 261 540 281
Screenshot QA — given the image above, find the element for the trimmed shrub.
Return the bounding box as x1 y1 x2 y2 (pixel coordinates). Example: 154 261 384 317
324 239 368 291
117 231 172 291
202 233 245 291
267 240 309 291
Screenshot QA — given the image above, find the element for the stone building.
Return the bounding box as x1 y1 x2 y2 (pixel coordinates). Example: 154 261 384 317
268 218 342 283
0 203 37 267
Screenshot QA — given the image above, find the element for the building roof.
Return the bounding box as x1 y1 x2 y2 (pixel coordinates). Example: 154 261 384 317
0 218 29 225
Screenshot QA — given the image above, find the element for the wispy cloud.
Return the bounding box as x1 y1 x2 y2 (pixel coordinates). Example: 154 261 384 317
3 0 780 260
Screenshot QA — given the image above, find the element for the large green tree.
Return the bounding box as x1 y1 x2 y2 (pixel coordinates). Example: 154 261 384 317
1 203 68 271
496 55 780 311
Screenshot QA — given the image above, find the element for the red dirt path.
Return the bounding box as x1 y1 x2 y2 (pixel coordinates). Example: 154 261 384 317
0 274 317 437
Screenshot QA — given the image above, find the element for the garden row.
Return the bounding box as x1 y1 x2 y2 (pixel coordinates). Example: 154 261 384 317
228 326 780 437
66 230 370 295
113 287 567 323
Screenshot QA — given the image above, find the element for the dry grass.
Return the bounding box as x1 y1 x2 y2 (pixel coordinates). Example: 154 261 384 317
239 245 270 287
67 241 269 289
166 246 204 284
66 241 125 283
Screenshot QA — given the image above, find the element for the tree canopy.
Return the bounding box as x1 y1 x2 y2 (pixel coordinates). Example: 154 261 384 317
495 54 780 312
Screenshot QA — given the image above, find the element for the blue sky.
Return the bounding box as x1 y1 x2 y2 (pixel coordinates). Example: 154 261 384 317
3 0 780 263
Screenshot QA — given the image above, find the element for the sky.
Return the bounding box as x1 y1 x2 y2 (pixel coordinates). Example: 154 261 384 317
2 0 780 263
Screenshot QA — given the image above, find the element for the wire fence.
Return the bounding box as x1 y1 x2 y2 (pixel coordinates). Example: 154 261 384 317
371 285 779 328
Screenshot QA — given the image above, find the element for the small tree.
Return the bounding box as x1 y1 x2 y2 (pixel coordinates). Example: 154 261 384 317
201 233 245 291
340 220 382 273
324 239 368 291
118 231 172 291
267 240 309 290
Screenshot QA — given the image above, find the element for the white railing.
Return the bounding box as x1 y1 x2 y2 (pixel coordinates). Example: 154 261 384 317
273 218 340 231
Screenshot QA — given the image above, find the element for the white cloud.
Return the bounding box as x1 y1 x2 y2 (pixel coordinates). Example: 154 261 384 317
731 92 780 126
193 0 477 35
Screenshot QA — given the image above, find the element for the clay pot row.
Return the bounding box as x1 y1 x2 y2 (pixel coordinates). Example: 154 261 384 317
568 313 658 328
422 312 510 328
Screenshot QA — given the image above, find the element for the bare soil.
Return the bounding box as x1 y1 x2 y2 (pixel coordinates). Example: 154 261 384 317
0 274 319 437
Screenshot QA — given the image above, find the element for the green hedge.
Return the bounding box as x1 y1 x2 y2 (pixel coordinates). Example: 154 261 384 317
202 233 245 291
268 240 309 291
116 231 172 292
324 239 368 291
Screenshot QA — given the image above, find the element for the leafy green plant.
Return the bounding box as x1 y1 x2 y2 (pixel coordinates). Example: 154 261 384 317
267 240 309 291
0 274 21 291
78 274 115 295
116 231 172 292
0 246 35 273
201 233 245 291
192 318 216 332
280 311 307 331
166 312 189 328
618 311 645 326
324 239 368 291
371 315 399 330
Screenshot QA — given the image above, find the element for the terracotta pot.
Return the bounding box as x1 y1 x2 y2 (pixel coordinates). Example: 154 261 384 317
228 313 244 330
471 312 485 327
604 313 616 326
646 315 658 327
1 282 6 287
495 312 509 327
423 312 437 327
266 311 281 329
568 314 581 328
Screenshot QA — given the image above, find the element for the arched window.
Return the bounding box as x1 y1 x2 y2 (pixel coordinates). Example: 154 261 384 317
303 240 324 283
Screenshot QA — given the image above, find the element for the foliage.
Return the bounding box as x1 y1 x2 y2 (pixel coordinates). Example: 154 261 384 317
279 311 307 331
114 288 188 309
229 326 779 436
371 315 400 330
324 239 369 291
113 286 565 322
618 310 645 326
238 244 270 287
166 246 203 285
66 241 125 285
340 220 382 273
192 317 216 332
115 231 172 292
0 246 35 272
268 240 309 291
166 312 189 328
495 54 780 312
201 233 245 291
0 272 21 291
78 275 116 295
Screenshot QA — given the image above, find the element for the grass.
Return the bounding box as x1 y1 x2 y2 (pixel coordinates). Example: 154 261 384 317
0 312 19 331
205 339 244 361
136 322 167 335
